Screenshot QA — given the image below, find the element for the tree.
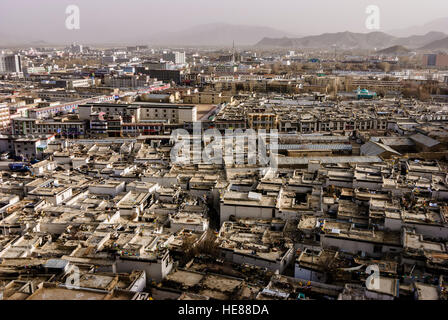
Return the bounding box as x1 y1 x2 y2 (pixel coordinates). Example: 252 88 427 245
377 62 391 72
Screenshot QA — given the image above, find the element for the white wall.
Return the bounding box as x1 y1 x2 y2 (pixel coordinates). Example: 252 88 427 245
220 203 274 224
221 246 294 273
89 182 125 196
116 253 173 283
294 264 326 282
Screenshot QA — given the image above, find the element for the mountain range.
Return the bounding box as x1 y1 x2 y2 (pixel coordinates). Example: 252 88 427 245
255 31 448 50
420 37 448 50
388 17 448 37
0 23 298 47
377 45 411 55
2 18 448 49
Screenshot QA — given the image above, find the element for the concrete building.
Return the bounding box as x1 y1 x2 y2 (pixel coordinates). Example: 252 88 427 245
423 54 448 67
163 51 186 64
0 54 22 74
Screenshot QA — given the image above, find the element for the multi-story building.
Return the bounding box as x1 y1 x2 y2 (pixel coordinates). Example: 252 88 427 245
183 91 234 104
142 61 169 70
423 54 448 67
163 51 186 64
0 54 22 74
137 68 182 84
0 103 11 131
102 55 116 64
79 102 197 124
12 117 85 137
247 113 278 130
13 135 55 160
137 102 197 124
104 75 152 88
0 134 55 160
122 122 164 136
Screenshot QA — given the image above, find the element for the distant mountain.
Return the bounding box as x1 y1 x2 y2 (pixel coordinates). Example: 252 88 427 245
0 23 300 47
420 37 448 50
377 45 410 55
389 17 448 37
0 32 50 48
255 31 447 50
256 31 397 49
395 32 447 48
148 23 297 46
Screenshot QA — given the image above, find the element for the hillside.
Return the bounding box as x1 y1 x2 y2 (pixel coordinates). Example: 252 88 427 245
420 37 448 50
377 45 411 55
256 31 447 50
256 31 397 49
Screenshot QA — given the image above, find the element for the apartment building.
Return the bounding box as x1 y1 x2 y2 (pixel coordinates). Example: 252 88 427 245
104 75 152 88
423 54 448 68
0 54 22 74
0 103 11 131
163 51 186 64
183 91 234 104
7 134 56 160
12 117 86 137
79 102 197 124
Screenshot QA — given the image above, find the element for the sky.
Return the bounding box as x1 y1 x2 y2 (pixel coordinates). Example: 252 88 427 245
0 0 447 44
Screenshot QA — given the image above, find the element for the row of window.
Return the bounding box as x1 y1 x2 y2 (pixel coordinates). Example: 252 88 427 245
122 126 161 130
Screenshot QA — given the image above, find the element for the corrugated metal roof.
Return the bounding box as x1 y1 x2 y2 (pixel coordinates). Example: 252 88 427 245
361 141 400 156
278 156 382 165
410 133 440 148
379 137 414 146
279 134 350 142
44 259 69 269
278 144 352 151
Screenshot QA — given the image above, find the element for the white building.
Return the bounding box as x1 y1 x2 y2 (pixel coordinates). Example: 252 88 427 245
163 51 186 64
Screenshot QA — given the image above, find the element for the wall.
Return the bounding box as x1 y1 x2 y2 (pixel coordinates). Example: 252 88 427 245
294 264 326 282
220 203 274 224
221 247 293 273
116 253 173 283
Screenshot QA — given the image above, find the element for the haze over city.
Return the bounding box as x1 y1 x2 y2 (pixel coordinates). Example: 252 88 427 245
0 0 448 45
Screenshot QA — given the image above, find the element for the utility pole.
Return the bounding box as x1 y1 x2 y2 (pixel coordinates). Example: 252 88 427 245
232 40 235 64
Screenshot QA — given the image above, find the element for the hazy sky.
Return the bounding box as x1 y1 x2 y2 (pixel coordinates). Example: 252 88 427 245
0 0 447 43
